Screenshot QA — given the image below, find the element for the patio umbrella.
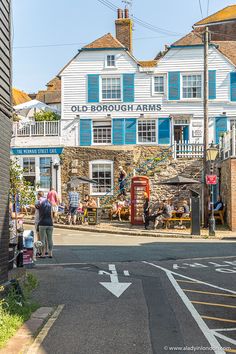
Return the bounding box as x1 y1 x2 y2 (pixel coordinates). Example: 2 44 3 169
14 99 60 118
159 175 201 186
68 176 99 200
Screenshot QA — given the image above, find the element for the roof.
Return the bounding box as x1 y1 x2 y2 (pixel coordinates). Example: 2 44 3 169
83 33 126 50
171 31 236 66
194 5 236 26
138 60 157 67
12 88 31 106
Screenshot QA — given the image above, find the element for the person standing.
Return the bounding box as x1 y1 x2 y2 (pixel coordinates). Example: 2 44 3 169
68 188 80 225
143 192 150 230
35 191 46 241
38 199 54 258
47 187 60 223
118 166 127 196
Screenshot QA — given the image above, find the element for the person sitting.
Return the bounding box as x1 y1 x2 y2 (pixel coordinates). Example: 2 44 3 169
214 196 224 211
182 200 190 218
154 200 172 229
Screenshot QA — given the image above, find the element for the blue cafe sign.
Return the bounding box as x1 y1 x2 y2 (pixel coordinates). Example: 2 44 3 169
71 104 162 113
11 147 64 155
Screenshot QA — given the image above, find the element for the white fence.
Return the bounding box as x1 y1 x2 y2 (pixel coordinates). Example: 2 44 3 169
219 125 236 160
13 121 61 137
173 141 204 159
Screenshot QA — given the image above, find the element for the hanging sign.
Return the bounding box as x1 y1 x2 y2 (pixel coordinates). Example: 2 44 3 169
206 175 217 185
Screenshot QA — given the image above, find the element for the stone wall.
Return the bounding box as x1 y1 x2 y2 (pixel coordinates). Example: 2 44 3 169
221 158 236 231
60 146 203 207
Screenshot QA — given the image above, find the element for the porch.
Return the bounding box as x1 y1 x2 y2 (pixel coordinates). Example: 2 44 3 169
12 120 61 137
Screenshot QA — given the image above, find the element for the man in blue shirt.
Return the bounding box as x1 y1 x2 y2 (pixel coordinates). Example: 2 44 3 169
68 188 80 225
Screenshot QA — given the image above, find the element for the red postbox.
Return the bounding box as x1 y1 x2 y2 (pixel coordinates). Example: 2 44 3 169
131 176 150 225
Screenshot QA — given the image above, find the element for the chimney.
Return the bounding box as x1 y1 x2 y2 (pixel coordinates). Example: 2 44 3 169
115 8 133 53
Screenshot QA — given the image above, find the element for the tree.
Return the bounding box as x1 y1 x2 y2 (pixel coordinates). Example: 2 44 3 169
33 111 60 121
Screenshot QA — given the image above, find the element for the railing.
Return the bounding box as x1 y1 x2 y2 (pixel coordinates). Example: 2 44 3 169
219 125 236 160
173 141 204 159
13 121 61 137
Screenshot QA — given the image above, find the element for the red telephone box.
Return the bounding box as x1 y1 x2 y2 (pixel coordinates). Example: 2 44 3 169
131 176 150 225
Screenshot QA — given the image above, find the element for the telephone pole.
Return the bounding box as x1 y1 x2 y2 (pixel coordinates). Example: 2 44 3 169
203 26 209 228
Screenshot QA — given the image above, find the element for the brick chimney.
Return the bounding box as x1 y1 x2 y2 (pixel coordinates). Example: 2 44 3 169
115 8 133 53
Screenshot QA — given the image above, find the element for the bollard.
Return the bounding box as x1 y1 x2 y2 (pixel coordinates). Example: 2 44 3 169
16 226 24 267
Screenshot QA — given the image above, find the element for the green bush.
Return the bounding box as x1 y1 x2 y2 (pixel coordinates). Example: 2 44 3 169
33 111 61 121
0 273 39 348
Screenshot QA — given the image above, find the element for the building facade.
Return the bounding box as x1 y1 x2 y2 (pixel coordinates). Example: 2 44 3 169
0 0 12 282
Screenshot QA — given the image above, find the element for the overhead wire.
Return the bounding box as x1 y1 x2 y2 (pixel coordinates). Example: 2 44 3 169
207 0 210 16
198 0 203 18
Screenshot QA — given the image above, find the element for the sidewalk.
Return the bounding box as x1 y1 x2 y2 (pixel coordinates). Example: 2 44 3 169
24 218 236 240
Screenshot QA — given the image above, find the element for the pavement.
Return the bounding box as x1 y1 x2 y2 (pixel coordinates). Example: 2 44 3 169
13 227 235 354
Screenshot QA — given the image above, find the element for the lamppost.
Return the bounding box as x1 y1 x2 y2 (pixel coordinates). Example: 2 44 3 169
206 143 219 236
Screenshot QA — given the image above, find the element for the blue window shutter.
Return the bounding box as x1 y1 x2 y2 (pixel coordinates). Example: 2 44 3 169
158 118 170 145
80 119 92 146
209 70 216 99
215 117 228 144
183 126 189 141
125 118 136 145
123 74 134 102
168 72 180 100
230 72 236 101
112 119 125 145
88 74 99 103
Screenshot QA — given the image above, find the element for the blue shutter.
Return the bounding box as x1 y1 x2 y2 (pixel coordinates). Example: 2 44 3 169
80 119 92 146
215 117 228 144
112 119 125 145
230 72 236 101
88 74 99 103
125 118 136 145
123 74 134 102
183 126 189 141
168 72 180 100
209 70 216 99
158 118 170 145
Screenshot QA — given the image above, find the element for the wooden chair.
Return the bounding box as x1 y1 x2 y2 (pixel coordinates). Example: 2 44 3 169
214 208 225 225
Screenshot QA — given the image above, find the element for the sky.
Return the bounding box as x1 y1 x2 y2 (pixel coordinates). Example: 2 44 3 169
12 0 235 93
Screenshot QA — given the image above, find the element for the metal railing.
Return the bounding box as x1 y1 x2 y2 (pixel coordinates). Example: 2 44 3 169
173 141 204 159
13 121 61 137
219 125 236 160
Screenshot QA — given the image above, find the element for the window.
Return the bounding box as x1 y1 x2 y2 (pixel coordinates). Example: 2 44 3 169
182 74 202 98
90 161 113 195
23 157 36 186
106 55 116 67
154 76 164 94
138 120 156 143
39 157 51 189
102 77 121 101
93 121 111 144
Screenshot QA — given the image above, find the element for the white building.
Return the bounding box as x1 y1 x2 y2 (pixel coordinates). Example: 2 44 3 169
11 6 236 197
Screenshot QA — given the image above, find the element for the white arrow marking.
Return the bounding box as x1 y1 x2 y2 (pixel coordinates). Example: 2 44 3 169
99 264 131 298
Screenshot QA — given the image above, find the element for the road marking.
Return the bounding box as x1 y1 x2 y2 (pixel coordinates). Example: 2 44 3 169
36 262 87 267
176 280 197 284
166 271 224 354
183 289 236 298
213 331 236 347
99 264 131 298
202 316 236 324
143 261 236 294
25 304 64 354
191 301 236 309
213 328 236 332
225 350 236 353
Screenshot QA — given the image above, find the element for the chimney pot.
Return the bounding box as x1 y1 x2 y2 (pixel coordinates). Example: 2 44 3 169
124 8 129 18
117 8 123 19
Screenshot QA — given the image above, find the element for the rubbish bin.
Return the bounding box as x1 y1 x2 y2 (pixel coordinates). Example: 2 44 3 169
190 189 201 235
87 208 102 225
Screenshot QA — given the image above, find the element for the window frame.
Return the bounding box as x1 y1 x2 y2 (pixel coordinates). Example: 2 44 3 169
39 156 52 190
105 54 116 68
100 75 122 102
152 75 166 95
22 157 36 176
181 72 203 100
137 119 157 145
92 120 112 145
89 160 114 196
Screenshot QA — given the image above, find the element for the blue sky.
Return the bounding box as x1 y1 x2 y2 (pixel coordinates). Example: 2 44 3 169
12 0 234 93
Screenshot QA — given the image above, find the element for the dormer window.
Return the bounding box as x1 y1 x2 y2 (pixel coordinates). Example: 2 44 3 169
106 55 116 67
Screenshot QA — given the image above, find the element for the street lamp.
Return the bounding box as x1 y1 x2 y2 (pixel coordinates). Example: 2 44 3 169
206 143 219 236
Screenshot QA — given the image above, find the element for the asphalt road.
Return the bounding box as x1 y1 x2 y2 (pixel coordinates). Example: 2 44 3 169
28 228 236 354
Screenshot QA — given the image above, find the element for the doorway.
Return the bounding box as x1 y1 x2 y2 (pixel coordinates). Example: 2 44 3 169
174 125 189 142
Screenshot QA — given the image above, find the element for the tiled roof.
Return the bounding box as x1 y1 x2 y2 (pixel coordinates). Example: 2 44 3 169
83 33 126 49
138 60 157 67
171 31 236 66
194 5 236 26
36 91 61 104
12 88 31 106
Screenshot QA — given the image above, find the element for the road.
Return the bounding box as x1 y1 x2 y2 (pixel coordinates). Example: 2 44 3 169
28 228 236 354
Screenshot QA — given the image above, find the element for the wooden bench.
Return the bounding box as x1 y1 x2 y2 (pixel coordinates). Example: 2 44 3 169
163 217 191 229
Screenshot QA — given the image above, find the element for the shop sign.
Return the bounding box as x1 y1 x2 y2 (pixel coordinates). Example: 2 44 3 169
192 130 203 137
11 147 64 155
192 122 203 127
206 175 217 185
70 104 161 113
